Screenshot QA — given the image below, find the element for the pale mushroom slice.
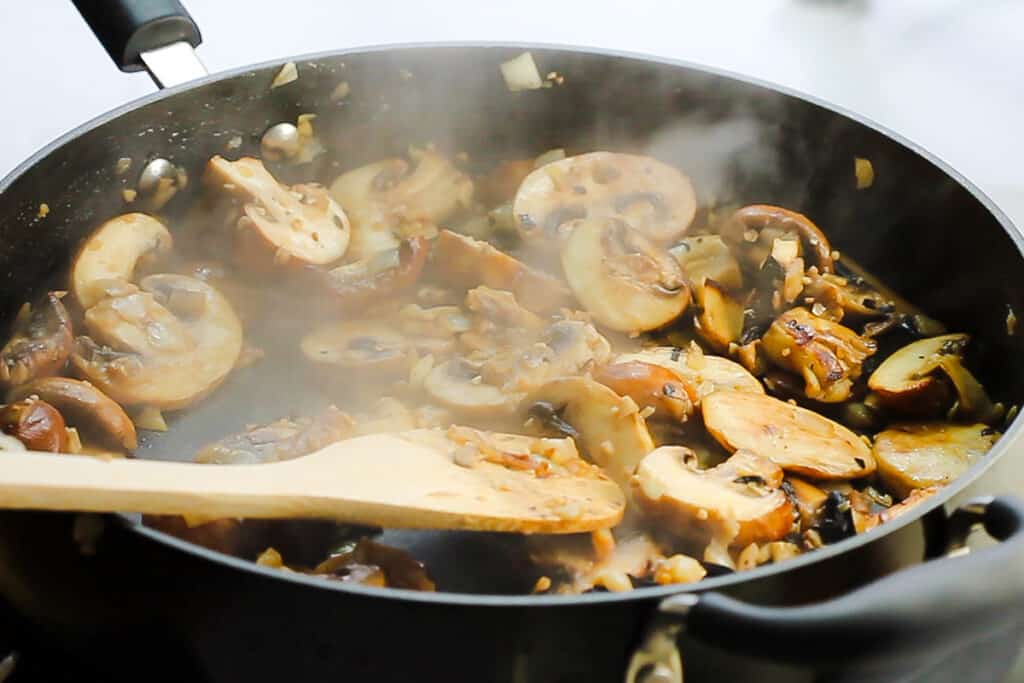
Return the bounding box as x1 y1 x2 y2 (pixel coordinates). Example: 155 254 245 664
522 376 655 485
432 230 572 314
301 319 452 377
71 274 243 410
872 423 997 498
513 152 697 244
616 345 764 405
867 333 1001 422
669 234 743 290
702 390 875 480
329 148 473 259
206 156 350 267
8 377 137 451
424 358 518 416
719 204 834 273
634 447 794 549
0 292 73 387
71 213 173 309
561 218 690 334
761 307 876 403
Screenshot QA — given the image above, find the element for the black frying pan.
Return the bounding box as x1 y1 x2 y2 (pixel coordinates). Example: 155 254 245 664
0 2 1023 681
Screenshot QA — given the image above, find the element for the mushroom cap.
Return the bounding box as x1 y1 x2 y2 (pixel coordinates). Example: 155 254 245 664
873 422 997 497
0 292 74 388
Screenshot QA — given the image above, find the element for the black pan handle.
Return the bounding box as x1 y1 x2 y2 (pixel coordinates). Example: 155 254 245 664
71 0 201 73
662 496 1024 676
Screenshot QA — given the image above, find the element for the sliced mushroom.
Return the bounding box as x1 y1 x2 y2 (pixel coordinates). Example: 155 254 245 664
71 274 243 410
71 213 173 309
444 425 601 479
872 423 997 498
424 358 516 416
206 156 350 267
301 320 446 376
782 476 828 529
0 292 73 387
592 361 694 423
313 236 429 311
513 152 697 244
522 376 655 485
702 389 875 480
866 333 998 419
720 205 833 273
761 307 877 403
194 406 356 464
529 532 670 594
669 234 743 290
693 280 744 352
561 218 690 334
464 286 544 332
8 377 137 451
329 149 473 259
616 345 763 404
803 272 892 322
432 229 572 314
633 447 794 548
0 398 68 452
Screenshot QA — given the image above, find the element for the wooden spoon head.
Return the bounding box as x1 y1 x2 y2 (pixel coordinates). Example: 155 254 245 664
287 429 626 534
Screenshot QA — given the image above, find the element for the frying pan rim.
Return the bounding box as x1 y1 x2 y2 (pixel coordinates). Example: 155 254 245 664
3 41 1022 606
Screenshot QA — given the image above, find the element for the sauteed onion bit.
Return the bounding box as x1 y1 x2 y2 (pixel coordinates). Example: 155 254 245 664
6 138 1004 594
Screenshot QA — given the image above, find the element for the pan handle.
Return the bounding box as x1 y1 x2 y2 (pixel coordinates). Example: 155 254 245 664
636 495 1024 681
70 0 206 88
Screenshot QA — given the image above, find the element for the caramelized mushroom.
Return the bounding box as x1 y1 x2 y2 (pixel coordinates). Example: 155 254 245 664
194 406 356 464
615 345 764 404
329 149 473 259
0 292 73 387
513 152 697 244
633 447 794 548
314 236 429 311
71 213 173 309
872 423 997 497
783 477 828 529
761 307 876 403
0 398 68 452
803 272 892 322
523 376 655 485
8 377 137 451
206 156 350 267
71 275 243 410
669 234 743 290
720 205 834 273
432 229 572 314
593 361 694 423
561 218 690 334
702 390 875 480
693 280 744 352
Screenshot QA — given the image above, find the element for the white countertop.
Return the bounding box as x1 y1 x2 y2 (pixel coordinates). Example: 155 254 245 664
2 0 1022 225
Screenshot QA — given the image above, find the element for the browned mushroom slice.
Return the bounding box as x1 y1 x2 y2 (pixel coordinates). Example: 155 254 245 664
720 204 834 273
0 292 73 387
592 361 693 423
633 447 794 548
615 345 764 404
669 234 743 290
313 538 436 591
0 398 68 452
761 307 876 403
432 229 572 314
424 358 518 416
561 219 690 334
866 333 1000 420
693 280 744 352
872 423 997 498
71 275 243 410
71 213 173 309
206 156 350 267
803 272 892 322
783 476 828 529
301 320 442 377
703 390 875 480
513 152 697 244
314 236 429 312
522 376 655 485
8 377 137 451
529 532 674 594
194 406 356 464
329 149 473 259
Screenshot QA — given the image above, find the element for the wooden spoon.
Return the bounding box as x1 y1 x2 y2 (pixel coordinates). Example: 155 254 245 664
0 431 625 534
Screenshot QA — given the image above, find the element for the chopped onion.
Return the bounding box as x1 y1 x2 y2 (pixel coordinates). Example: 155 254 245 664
271 62 298 89
500 52 543 92
533 148 566 168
